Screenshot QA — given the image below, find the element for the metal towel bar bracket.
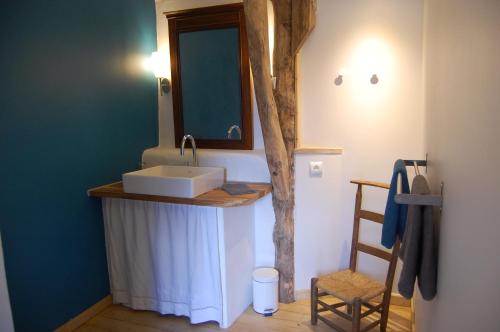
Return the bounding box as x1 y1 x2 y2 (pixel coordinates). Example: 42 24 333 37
403 153 428 174
403 160 427 167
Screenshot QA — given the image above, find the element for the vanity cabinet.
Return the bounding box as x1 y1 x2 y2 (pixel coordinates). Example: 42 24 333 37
89 182 271 328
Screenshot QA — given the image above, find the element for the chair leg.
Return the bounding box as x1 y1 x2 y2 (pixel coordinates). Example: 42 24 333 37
347 304 352 315
380 310 388 332
380 294 391 332
352 299 361 332
311 278 318 325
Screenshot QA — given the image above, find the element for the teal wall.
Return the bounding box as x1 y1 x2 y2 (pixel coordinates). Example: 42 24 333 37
0 1 158 331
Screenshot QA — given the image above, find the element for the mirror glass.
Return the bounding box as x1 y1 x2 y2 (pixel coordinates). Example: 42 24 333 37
179 28 241 140
167 4 252 150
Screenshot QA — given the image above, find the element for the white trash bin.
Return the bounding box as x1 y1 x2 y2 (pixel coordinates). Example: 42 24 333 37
252 267 279 315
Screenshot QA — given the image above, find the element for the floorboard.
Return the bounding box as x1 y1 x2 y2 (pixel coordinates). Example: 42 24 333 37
78 297 411 332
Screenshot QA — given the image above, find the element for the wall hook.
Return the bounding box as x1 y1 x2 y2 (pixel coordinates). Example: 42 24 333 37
334 74 343 86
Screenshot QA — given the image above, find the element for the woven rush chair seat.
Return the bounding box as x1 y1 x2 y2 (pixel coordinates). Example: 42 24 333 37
316 269 386 304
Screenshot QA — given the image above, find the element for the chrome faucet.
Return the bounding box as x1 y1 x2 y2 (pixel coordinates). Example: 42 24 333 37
227 125 241 139
180 134 198 166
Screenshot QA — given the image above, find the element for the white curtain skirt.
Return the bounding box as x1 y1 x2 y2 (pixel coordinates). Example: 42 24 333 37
102 198 223 325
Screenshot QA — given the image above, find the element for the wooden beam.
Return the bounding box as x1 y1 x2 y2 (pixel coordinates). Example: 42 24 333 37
270 0 296 303
243 0 291 201
291 0 317 55
244 0 296 303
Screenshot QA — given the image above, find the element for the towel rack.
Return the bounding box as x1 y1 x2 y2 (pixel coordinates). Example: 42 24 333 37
395 194 442 206
395 182 444 207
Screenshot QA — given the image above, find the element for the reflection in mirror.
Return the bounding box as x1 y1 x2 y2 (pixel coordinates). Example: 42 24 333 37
227 125 241 139
179 28 241 140
166 4 252 150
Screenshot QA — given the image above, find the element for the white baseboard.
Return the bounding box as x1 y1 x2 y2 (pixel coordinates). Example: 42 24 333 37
295 289 310 301
383 293 411 307
54 295 112 332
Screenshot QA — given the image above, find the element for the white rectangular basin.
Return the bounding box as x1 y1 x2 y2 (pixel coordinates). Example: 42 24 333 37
123 165 225 198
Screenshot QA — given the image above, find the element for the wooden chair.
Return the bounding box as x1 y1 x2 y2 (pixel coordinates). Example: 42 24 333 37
311 180 400 332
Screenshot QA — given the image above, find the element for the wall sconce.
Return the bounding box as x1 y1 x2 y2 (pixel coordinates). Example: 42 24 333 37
370 74 379 85
158 78 171 95
149 51 171 96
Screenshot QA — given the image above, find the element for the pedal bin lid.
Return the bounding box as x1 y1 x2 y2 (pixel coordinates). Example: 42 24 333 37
253 267 279 283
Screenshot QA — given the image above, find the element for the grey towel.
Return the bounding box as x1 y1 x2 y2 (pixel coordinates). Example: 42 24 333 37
221 183 256 195
398 175 437 300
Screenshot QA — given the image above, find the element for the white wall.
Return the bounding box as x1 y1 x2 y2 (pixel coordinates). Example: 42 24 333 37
294 154 343 290
415 1 500 331
295 0 425 290
0 235 14 332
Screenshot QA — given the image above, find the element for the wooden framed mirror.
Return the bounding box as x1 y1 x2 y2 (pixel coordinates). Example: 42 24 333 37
166 4 252 150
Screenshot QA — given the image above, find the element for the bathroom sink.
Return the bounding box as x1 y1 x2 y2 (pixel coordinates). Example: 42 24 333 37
123 165 225 198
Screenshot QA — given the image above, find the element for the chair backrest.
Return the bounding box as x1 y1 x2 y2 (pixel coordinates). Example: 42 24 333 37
349 180 400 293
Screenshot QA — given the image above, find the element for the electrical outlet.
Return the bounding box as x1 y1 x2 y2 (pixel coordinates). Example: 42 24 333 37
309 161 323 177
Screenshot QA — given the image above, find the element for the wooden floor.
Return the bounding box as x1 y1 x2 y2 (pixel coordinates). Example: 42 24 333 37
76 297 411 332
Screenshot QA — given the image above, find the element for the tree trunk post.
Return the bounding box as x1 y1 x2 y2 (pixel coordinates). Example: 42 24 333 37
244 0 316 303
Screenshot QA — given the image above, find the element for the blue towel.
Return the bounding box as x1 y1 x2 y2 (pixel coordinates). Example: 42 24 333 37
382 159 410 249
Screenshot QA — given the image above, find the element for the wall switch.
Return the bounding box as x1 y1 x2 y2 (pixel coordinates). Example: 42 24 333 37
309 161 323 177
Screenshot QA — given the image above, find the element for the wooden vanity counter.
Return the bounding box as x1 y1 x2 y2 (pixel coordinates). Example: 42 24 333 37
88 182 272 208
